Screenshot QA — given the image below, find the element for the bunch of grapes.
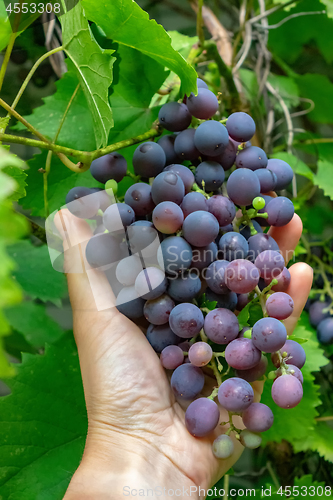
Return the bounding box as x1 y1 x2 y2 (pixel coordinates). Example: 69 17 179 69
64 78 306 459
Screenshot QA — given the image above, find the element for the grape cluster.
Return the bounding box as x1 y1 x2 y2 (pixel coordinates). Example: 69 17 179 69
64 78 306 460
308 297 333 345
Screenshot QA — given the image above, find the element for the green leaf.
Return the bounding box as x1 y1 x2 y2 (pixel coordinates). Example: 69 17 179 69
296 73 333 124
0 336 87 499
168 31 198 59
80 0 197 97
267 73 299 110
261 313 329 448
60 1 116 148
7 240 67 304
294 421 333 464
270 152 314 181
248 303 263 326
0 3 12 52
321 0 333 18
237 302 251 329
287 336 308 344
5 301 64 348
2 166 27 202
14 68 96 151
313 160 333 200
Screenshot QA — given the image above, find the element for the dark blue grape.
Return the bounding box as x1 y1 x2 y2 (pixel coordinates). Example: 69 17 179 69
124 183 155 216
181 192 208 218
151 171 185 205
205 288 238 311
207 195 236 226
185 398 220 437
226 112 256 142
86 233 122 268
158 101 192 132
174 128 199 161
252 317 287 352
254 168 277 193
235 146 268 170
146 323 181 353
191 242 218 271
267 159 293 190
194 120 229 157
317 318 333 344
158 236 193 275
227 168 261 206
219 231 249 261
168 271 202 302
248 233 279 262
271 339 306 369
186 88 219 119
254 250 285 280
266 196 294 227
90 152 127 183
208 139 237 170
169 303 204 338
218 377 254 411
66 187 100 219
171 363 205 399
157 135 179 166
204 308 239 344
133 142 166 177
103 203 135 233
197 78 208 89
135 267 168 300
116 286 145 319
153 201 184 234
309 301 331 327
163 164 194 194
183 211 219 247
144 294 175 325
195 161 225 191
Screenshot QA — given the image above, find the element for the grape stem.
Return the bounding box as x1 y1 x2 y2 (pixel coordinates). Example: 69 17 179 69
208 358 223 386
126 170 141 182
207 387 219 401
192 182 210 199
223 475 229 500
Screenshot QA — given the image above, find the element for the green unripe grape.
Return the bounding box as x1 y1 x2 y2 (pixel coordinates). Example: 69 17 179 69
105 179 118 195
253 196 265 210
243 329 252 339
239 430 262 449
212 434 234 459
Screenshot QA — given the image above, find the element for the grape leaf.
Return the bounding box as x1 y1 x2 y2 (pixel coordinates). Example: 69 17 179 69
0 2 12 52
293 421 333 464
296 73 333 124
313 160 333 200
0 336 87 499
2 166 27 202
270 152 314 181
60 1 116 149
267 74 300 110
7 240 67 304
261 313 329 447
4 301 64 348
168 31 198 59
237 302 250 329
80 0 197 97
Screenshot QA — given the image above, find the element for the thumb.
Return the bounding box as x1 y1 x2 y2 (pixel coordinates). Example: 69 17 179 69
53 209 116 313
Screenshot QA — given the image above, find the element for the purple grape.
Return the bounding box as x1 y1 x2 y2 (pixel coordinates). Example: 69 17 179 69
171 364 205 399
267 158 293 190
197 78 208 89
158 236 193 275
204 308 239 344
168 271 202 302
237 293 249 310
186 88 219 119
127 222 158 254
235 354 268 382
144 294 175 325
219 232 249 261
90 152 127 183
225 260 260 294
146 323 181 353
185 398 220 436
218 377 254 411
158 135 179 165
183 211 219 247
195 161 225 192
212 435 234 459
242 402 274 432
169 303 204 338
152 201 184 234
188 342 213 366
239 430 262 449
227 168 261 206
164 164 195 194
160 345 184 369
267 267 291 292
271 340 306 369
135 267 167 300
191 242 218 271
194 120 229 157
133 142 166 177
254 168 277 193
90 188 111 212
266 292 294 320
255 250 285 280
209 139 237 170
236 146 268 171
151 171 185 205
309 301 331 327
205 288 238 311
158 102 192 132
116 255 143 285
276 364 303 384
86 233 122 268
103 203 135 232
252 317 287 353
181 192 208 218
266 196 295 227
66 187 100 219
226 112 256 142
207 195 236 226
174 129 199 161
124 183 155 216
317 318 333 345
271 374 303 409
116 286 145 319
248 233 279 262
225 338 261 370
220 224 234 233
205 260 229 294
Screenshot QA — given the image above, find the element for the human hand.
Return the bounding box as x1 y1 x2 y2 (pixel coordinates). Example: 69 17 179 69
55 210 312 499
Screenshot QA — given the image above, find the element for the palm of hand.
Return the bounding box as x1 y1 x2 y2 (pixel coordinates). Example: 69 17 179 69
56 210 312 492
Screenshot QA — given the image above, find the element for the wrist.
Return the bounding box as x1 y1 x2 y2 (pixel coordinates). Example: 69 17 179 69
64 426 201 500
